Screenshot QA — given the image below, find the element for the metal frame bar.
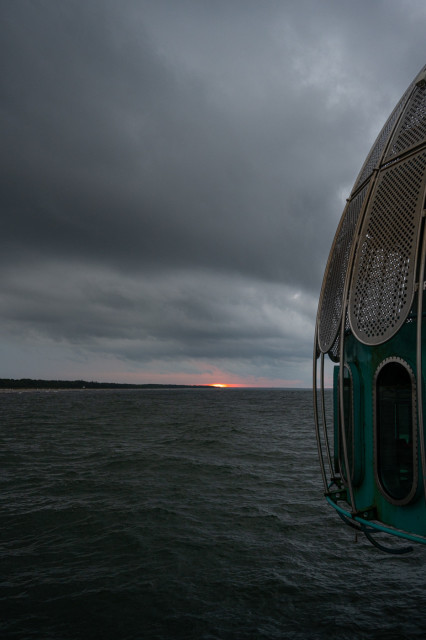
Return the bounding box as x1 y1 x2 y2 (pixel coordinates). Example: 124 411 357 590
320 353 334 479
338 304 356 513
416 209 426 500
313 330 328 494
337 364 355 484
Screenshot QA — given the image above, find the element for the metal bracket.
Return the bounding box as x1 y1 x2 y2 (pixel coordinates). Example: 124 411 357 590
325 488 348 503
354 506 376 521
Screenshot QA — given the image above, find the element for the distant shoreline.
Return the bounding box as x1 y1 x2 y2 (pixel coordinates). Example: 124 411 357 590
0 378 213 390
0 379 315 391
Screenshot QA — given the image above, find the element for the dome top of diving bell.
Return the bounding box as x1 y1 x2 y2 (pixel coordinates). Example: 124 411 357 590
317 63 426 356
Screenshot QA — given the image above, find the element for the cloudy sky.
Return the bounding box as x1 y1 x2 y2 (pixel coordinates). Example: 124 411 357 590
1 0 425 387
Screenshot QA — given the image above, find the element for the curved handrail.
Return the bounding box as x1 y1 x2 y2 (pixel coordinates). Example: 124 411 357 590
325 495 426 547
320 353 334 479
313 330 328 493
416 214 426 500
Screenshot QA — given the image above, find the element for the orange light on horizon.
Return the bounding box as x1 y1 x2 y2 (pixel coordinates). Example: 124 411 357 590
208 383 243 388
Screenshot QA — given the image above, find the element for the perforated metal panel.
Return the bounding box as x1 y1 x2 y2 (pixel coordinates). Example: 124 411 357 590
328 333 340 362
385 83 426 161
327 315 349 363
348 151 426 344
317 186 368 353
351 84 414 194
315 65 426 361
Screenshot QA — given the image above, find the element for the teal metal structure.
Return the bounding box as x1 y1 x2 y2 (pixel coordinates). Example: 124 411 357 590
313 64 426 551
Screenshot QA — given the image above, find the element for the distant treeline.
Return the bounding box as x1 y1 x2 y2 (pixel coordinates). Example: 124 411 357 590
0 379 211 390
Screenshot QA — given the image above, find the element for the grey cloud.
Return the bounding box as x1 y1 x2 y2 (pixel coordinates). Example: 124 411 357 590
1 0 425 385
0 262 315 389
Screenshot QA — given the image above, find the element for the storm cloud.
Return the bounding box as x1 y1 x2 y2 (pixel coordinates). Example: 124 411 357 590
1 0 425 385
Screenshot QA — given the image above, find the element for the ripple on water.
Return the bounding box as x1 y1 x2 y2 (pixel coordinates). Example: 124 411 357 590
2 389 426 639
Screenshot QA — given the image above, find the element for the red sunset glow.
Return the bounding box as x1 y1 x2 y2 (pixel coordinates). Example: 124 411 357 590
208 383 242 388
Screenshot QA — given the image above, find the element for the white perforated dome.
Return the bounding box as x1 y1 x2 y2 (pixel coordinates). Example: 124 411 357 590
317 64 426 354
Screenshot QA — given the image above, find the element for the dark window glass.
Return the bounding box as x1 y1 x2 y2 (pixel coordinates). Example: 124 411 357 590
376 362 414 501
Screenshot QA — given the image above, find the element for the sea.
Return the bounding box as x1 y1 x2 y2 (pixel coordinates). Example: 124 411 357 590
1 388 426 640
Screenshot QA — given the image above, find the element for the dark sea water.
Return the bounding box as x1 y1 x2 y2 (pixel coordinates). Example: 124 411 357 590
1 388 426 639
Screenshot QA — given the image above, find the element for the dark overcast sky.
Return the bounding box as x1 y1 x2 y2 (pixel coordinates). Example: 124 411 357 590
1 0 425 386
